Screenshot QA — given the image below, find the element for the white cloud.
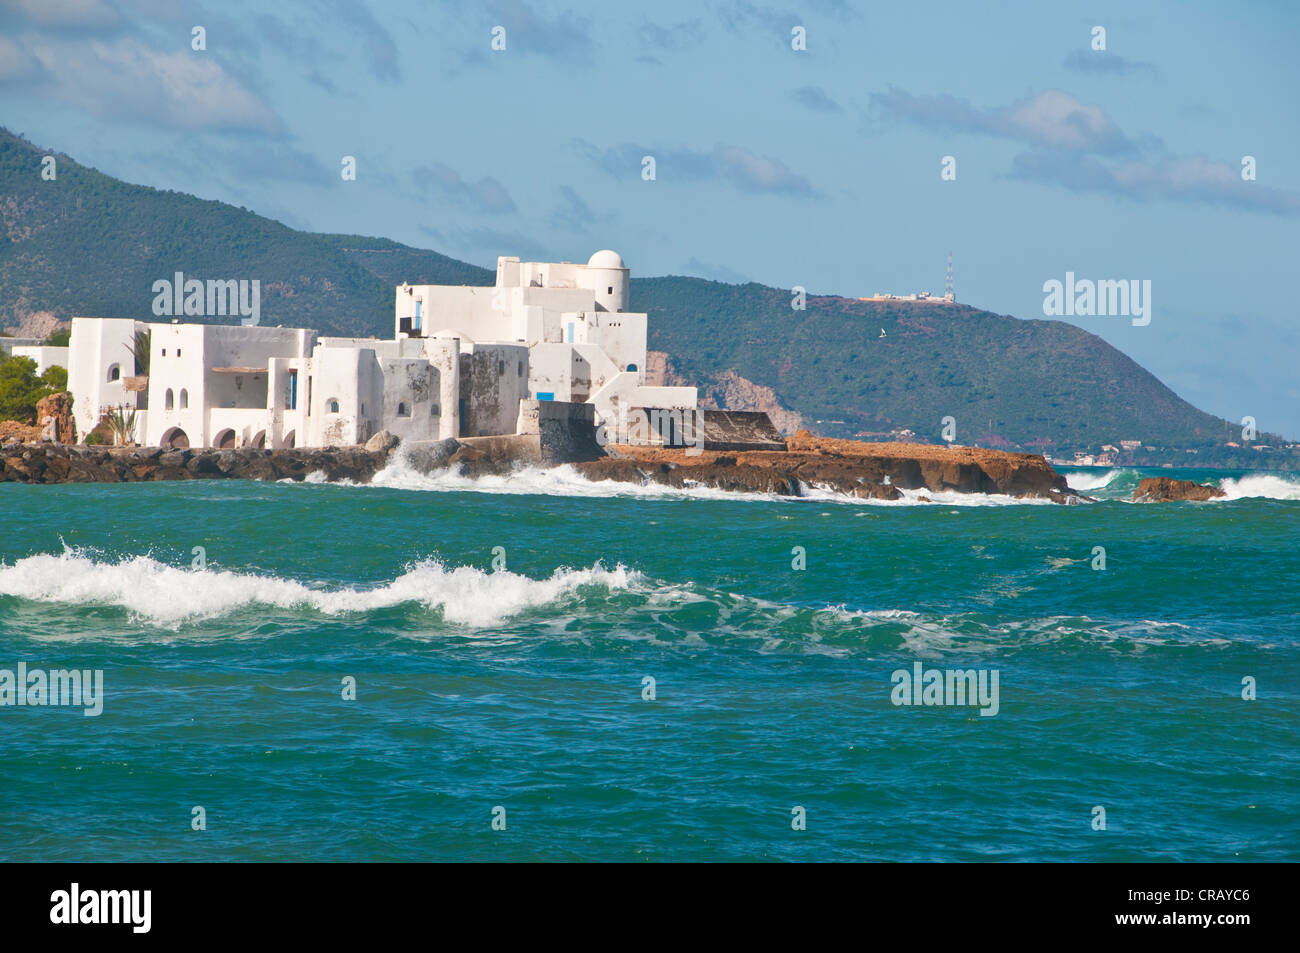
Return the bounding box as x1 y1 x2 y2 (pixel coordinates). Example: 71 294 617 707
1001 90 1128 153
871 86 1132 155
23 36 279 132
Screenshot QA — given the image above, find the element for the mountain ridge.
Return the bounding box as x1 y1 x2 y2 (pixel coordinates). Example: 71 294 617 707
0 126 1258 451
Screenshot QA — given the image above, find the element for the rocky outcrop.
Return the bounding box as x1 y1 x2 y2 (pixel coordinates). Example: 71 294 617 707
1 310 64 341
649 351 804 435
1132 477 1226 502
568 432 1078 502
36 391 75 444
0 443 391 484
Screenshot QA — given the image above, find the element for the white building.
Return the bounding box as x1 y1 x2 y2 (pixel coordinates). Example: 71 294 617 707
65 249 689 448
144 322 314 449
9 345 68 375
67 318 150 443
396 250 696 425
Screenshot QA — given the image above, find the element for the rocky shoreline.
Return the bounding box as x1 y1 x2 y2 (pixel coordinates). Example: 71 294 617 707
0 443 390 485
572 432 1081 502
2 429 1088 502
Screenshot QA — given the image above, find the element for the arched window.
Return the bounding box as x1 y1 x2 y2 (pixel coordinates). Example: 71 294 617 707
327 399 340 414
215 428 236 450
397 402 410 417
179 388 189 410
165 388 174 411
107 364 121 382
626 364 638 373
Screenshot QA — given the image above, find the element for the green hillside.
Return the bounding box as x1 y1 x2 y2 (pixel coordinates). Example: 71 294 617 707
634 278 1237 448
1 126 1244 450
2 129 399 337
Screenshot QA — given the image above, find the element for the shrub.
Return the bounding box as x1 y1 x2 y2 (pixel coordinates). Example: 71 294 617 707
0 356 48 424
41 365 67 391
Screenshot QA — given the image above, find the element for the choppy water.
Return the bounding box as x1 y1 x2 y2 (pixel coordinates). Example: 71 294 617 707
1 461 1297 861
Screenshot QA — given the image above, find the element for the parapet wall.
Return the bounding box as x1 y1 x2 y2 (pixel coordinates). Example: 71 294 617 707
699 410 786 452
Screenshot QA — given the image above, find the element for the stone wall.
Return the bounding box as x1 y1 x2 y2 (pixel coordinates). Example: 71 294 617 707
1 444 391 484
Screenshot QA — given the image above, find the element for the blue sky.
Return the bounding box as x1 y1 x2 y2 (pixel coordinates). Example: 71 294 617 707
2 0 1298 436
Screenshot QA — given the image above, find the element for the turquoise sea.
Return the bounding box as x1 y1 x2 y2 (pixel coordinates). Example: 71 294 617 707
1 460 1297 861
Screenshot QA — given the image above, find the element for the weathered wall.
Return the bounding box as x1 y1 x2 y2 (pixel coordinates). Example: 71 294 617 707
459 344 528 437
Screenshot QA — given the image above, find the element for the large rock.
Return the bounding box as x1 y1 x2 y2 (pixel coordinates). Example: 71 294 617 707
1132 477 1226 502
402 438 461 473
365 430 400 453
36 392 76 444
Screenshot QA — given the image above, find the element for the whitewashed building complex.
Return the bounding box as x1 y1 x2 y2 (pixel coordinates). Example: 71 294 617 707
64 250 698 449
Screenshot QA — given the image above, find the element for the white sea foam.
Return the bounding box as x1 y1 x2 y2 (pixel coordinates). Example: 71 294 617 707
1215 473 1300 501
0 549 641 629
372 456 779 502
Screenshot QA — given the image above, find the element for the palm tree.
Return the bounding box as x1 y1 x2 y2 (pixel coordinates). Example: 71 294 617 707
105 404 137 447
126 329 151 377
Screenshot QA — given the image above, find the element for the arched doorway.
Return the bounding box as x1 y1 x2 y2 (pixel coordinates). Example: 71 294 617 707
160 427 189 449
214 428 236 449
251 430 266 449
283 430 296 448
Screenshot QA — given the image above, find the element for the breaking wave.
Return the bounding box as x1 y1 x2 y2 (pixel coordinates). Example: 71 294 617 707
1215 473 1300 501
0 549 1262 655
0 548 641 630
1063 468 1129 492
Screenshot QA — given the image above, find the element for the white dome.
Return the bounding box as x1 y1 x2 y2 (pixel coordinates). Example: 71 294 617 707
587 249 625 269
